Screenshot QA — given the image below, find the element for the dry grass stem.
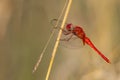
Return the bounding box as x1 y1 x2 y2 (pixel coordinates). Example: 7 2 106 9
45 0 72 80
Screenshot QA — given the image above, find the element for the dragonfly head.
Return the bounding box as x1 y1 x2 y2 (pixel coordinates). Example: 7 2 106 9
66 23 73 31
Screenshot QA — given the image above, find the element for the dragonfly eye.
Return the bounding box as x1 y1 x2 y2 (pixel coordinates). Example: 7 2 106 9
66 24 73 31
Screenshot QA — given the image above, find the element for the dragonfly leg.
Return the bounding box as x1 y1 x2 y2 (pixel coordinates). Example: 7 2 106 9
62 28 73 35
60 34 73 41
53 27 72 35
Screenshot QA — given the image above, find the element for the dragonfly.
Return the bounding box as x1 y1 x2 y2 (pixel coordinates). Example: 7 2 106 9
33 20 110 73
61 23 111 63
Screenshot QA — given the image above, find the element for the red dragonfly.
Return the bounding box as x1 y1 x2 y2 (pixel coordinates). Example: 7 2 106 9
61 23 111 63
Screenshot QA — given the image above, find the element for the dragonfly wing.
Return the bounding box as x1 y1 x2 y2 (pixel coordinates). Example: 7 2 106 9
60 34 83 49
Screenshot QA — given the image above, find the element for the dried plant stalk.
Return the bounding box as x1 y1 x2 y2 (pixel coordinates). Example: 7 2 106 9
45 0 72 80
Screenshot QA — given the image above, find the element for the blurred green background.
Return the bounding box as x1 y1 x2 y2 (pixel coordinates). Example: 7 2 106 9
0 0 120 80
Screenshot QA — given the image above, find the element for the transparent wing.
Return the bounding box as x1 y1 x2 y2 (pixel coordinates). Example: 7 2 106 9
60 33 83 49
